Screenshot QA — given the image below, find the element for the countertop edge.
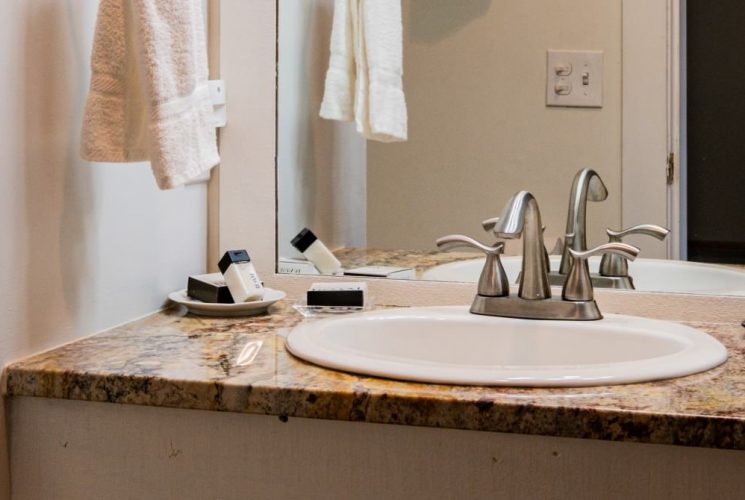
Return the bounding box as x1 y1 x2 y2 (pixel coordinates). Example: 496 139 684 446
6 368 745 451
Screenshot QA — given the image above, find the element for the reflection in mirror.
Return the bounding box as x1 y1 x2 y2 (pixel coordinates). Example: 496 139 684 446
276 0 745 296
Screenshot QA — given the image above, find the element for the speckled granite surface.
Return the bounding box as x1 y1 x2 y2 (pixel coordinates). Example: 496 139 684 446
5 300 745 450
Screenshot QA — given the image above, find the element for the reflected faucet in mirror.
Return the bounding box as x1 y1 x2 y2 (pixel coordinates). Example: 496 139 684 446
439 191 640 321
597 224 670 287
557 168 609 275
548 168 669 290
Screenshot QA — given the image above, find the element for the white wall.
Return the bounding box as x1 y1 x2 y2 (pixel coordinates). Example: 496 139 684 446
0 2 208 496
368 0 623 251
277 0 367 259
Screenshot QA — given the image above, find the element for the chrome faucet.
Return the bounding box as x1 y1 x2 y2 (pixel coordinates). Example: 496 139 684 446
438 191 639 321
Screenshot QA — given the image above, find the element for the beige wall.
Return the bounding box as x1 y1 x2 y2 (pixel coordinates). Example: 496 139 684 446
368 0 623 252
0 2 208 497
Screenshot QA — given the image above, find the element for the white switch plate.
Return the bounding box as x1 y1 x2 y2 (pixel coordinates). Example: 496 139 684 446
546 50 603 108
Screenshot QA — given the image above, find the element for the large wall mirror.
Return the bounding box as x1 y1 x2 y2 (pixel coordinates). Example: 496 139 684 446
275 0 745 296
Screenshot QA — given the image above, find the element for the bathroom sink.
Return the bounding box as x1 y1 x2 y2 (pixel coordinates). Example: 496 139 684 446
422 256 745 296
286 306 727 387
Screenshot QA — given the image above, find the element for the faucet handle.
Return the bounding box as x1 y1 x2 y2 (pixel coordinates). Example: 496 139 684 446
563 243 639 302
606 224 670 242
600 224 669 277
436 235 509 297
481 217 500 232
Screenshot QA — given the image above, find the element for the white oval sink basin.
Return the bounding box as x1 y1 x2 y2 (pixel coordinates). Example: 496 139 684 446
286 307 727 387
422 256 745 296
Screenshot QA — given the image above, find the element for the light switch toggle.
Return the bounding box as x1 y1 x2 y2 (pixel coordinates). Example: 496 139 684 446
582 72 590 86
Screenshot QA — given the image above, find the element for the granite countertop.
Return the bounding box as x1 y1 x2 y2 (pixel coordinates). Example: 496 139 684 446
5 300 745 450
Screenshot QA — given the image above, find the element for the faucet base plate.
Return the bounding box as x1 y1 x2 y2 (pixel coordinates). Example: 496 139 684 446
470 295 602 321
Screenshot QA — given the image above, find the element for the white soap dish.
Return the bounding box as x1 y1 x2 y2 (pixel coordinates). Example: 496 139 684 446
168 288 286 317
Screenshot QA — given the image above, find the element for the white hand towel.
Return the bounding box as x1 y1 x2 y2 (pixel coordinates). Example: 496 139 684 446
320 0 408 142
81 0 220 190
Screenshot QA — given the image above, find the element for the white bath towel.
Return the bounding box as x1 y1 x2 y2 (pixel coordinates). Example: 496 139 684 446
320 0 408 142
81 0 219 190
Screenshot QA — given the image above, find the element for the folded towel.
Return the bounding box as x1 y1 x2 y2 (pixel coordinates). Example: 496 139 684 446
81 0 220 190
320 0 408 142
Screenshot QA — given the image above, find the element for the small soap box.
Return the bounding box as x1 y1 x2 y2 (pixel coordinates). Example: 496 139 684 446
307 282 368 307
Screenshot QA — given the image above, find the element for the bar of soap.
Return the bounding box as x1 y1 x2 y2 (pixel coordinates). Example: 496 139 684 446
307 282 367 307
187 273 235 303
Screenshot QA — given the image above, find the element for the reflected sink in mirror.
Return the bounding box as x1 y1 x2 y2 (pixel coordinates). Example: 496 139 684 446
422 256 745 296
286 307 727 387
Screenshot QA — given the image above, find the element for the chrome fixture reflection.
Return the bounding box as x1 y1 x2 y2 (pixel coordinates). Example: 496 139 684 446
558 168 608 275
440 191 640 320
598 224 670 288
546 168 669 290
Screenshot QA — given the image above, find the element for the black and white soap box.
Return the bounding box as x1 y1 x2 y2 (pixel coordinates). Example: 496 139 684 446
306 282 368 308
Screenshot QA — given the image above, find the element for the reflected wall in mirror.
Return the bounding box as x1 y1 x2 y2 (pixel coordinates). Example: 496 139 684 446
276 0 745 296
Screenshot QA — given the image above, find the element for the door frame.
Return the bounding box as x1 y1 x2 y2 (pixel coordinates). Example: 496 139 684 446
622 0 683 259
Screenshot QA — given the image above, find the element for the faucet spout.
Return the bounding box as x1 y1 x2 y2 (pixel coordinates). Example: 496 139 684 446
559 168 608 274
493 191 551 300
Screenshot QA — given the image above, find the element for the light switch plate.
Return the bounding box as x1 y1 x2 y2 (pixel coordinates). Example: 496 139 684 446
546 50 603 108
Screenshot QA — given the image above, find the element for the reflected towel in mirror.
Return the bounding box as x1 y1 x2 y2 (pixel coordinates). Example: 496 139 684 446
320 0 408 142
